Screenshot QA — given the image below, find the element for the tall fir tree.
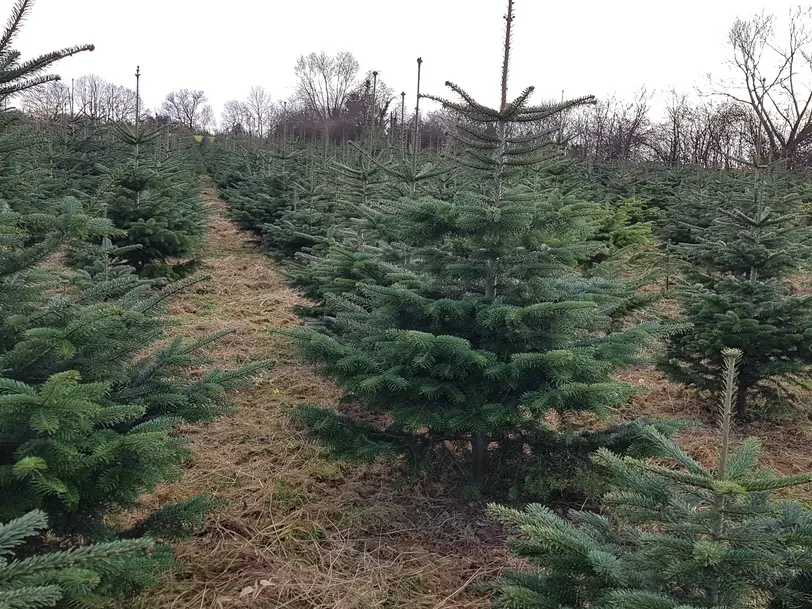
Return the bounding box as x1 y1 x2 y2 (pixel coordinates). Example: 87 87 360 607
0 0 93 102
287 1 654 484
82 68 206 278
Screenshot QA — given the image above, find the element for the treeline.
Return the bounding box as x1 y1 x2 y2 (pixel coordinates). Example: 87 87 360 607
231 7 812 170
19 74 217 134
29 5 812 172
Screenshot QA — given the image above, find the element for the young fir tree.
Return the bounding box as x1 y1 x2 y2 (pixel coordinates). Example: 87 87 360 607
588 197 653 269
489 348 812 609
284 76 459 317
263 147 336 257
85 68 206 278
0 510 151 609
225 146 300 239
283 143 397 317
288 1 653 483
281 66 398 313
0 2 266 600
661 169 812 418
0 0 94 215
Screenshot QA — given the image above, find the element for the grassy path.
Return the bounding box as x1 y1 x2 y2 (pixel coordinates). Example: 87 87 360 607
133 184 507 609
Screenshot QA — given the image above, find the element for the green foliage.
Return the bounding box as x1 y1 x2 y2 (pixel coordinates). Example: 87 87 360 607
0 2 274 605
0 510 151 609
262 158 335 257
277 4 656 488
515 417 692 504
0 194 271 579
589 197 653 268
0 177 269 598
124 495 226 542
87 125 207 277
661 170 812 418
219 147 300 238
0 108 268 608
0 371 185 529
490 349 812 609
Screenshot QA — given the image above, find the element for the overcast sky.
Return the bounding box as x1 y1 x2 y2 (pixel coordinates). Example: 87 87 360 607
13 0 803 121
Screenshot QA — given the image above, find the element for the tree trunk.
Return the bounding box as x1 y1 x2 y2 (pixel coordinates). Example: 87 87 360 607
472 433 489 481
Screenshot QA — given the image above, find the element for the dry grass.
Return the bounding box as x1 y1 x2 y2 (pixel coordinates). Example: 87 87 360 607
129 186 508 609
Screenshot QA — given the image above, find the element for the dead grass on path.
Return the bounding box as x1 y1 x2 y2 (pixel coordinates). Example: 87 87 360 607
129 186 508 609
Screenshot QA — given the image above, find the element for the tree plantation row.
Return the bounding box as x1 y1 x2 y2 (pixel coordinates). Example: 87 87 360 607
3 0 812 608
0 1 275 605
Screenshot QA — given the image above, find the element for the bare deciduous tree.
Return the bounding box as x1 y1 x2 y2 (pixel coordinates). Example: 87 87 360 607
220 100 248 135
200 104 215 133
20 80 70 122
568 88 653 162
161 88 208 131
104 82 138 122
72 74 139 123
245 85 273 137
293 51 360 120
712 7 812 164
74 73 105 121
651 92 753 168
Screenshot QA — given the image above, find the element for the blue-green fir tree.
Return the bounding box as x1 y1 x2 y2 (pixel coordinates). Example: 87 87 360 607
661 169 812 418
0 6 270 599
0 510 151 609
490 348 812 609
84 68 206 278
287 0 655 484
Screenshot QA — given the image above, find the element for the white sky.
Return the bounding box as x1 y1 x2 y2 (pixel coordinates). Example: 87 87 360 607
13 0 803 121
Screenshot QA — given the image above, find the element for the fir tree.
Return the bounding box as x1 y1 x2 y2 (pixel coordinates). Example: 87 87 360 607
0 200 269 534
263 150 335 257
490 348 812 609
0 2 264 602
661 169 812 418
0 144 269 599
588 197 653 270
85 69 206 278
283 144 397 316
223 146 300 239
287 1 654 483
0 510 151 609
0 0 94 215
